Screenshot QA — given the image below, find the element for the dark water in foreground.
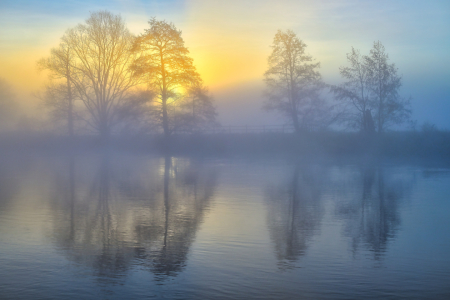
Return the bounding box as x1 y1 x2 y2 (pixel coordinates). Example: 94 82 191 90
0 154 449 299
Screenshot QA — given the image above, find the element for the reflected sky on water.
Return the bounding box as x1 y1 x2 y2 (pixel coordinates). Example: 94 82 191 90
0 154 449 299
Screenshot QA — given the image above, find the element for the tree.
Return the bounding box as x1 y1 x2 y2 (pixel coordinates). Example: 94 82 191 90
62 11 145 138
113 89 155 134
38 39 76 136
365 41 411 132
333 47 374 133
132 18 203 137
335 42 411 133
177 83 218 133
38 82 80 133
263 30 330 133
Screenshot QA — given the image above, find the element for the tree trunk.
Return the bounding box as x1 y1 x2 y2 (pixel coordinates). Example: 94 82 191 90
161 52 170 139
363 109 375 134
162 97 169 138
290 86 300 133
378 103 382 133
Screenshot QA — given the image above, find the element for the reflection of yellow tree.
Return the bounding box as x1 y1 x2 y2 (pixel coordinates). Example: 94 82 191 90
336 165 411 259
138 156 218 278
265 164 324 269
49 155 217 283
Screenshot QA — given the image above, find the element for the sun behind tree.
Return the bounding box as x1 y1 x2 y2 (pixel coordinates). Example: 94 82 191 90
132 19 214 138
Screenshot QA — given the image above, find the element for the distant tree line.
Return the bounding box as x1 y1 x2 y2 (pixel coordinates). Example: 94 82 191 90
36 11 414 139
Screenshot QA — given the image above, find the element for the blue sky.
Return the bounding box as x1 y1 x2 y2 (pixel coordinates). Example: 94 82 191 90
0 0 449 128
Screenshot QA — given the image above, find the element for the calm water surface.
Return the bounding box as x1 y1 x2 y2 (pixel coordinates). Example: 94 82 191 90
0 153 449 299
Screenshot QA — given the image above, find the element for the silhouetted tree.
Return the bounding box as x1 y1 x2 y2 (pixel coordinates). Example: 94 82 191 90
263 30 332 133
366 41 411 132
132 19 203 137
62 11 145 138
421 121 438 133
175 83 218 133
335 42 411 133
333 48 374 133
38 39 76 136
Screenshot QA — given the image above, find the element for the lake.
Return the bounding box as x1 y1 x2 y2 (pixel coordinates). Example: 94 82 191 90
0 153 449 299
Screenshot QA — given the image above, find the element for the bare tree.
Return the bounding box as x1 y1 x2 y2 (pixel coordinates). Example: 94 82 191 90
333 47 374 133
132 18 201 137
63 11 145 138
263 30 332 133
38 40 76 136
365 41 411 132
335 42 411 133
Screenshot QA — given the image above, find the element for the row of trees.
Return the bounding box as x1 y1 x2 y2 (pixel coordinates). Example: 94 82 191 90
38 11 411 138
264 30 412 133
39 11 217 139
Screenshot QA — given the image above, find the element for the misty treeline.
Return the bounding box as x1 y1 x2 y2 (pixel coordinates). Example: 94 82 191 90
37 11 217 139
0 10 439 140
264 30 412 134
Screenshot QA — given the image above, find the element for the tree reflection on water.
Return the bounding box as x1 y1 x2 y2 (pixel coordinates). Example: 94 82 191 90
336 164 413 259
49 154 218 283
265 161 415 268
265 163 325 270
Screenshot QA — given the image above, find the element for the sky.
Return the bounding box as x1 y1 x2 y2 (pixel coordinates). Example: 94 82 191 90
0 0 449 128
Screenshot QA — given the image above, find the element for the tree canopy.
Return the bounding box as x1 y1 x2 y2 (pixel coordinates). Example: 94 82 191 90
335 42 411 133
60 11 145 138
263 30 332 132
132 19 210 137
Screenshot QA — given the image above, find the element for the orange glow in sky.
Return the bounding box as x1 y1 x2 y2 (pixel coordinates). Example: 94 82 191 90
1 0 449 125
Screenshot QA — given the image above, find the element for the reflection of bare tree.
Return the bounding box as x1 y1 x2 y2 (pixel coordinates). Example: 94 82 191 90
265 164 324 270
49 155 217 283
336 164 411 259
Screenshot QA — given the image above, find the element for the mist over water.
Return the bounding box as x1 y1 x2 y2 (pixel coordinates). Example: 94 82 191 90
1 1 450 299
0 153 449 299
